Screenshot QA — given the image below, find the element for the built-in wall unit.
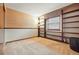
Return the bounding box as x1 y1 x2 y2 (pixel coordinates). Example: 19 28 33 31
38 3 79 43
38 16 45 37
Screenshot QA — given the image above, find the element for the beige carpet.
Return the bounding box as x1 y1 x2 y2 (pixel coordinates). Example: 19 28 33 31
4 39 60 55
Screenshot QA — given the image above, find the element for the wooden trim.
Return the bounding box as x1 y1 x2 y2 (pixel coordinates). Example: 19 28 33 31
38 17 40 37
0 28 4 29
47 29 60 31
47 34 69 39
63 21 79 24
0 43 3 44
6 36 37 43
63 9 79 14
46 37 68 44
63 15 79 19
45 15 60 20
63 27 79 28
61 10 64 41
63 32 79 34
3 3 5 44
44 9 61 19
46 22 60 25
4 27 38 29
63 36 69 38
44 19 46 38
46 31 62 33
38 27 40 37
63 3 79 13
46 34 69 44
46 34 61 37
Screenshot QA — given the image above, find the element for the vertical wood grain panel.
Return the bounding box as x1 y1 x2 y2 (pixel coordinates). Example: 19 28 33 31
0 6 4 28
5 7 37 28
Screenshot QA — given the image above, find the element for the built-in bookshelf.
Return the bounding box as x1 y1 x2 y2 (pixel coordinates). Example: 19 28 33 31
62 4 79 43
38 16 45 37
38 4 79 43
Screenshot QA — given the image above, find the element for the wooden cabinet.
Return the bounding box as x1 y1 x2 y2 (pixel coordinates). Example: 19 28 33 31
38 3 79 43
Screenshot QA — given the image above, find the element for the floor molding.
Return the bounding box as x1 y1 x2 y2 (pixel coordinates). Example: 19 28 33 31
6 36 38 44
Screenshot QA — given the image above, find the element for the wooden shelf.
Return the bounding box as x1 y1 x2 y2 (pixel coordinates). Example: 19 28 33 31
38 4 79 43
46 31 62 33
46 34 61 37
63 9 79 14
63 27 79 28
63 21 79 24
63 32 79 34
63 15 79 19
47 29 60 31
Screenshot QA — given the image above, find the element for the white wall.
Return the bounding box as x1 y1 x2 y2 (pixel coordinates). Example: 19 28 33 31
0 29 4 43
5 29 38 42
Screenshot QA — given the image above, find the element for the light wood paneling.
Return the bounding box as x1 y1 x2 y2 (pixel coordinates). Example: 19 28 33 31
63 28 79 33
5 7 36 28
63 23 79 27
0 6 4 28
63 11 79 18
63 17 79 22
63 4 79 13
63 33 79 38
63 4 79 43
